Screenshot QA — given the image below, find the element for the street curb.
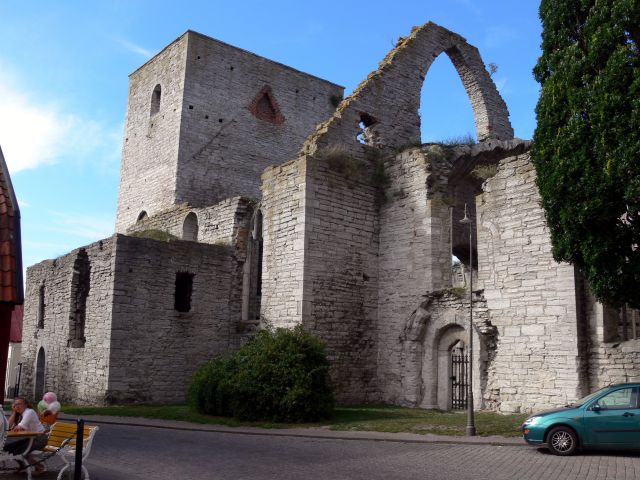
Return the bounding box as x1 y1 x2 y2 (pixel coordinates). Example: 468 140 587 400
56 414 527 448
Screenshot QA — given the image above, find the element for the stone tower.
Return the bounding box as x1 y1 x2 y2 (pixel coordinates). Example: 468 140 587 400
115 30 343 232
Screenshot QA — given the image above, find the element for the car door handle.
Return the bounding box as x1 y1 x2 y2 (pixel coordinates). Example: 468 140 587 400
622 412 635 417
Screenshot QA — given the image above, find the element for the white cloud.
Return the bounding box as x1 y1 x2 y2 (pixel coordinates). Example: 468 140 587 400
0 61 122 174
114 37 153 58
47 210 115 240
0 76 72 172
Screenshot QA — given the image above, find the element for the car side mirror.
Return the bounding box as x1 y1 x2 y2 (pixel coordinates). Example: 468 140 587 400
591 403 601 412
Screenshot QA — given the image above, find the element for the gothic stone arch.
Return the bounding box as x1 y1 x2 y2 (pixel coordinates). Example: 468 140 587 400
399 291 492 410
301 22 513 161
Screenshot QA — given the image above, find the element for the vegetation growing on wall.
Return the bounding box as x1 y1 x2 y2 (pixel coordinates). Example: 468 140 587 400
189 326 334 422
470 164 498 181
329 94 344 108
319 145 363 180
532 0 639 308
129 229 179 242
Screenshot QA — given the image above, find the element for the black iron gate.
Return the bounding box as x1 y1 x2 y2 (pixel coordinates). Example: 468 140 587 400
450 350 469 409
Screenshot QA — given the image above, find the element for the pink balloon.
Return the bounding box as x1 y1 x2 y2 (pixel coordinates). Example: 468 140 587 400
43 392 57 404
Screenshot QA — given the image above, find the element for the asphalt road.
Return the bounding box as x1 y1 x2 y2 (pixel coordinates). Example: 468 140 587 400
3 423 640 480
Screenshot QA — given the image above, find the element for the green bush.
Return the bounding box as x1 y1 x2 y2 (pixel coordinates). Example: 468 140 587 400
188 353 238 417
189 326 334 422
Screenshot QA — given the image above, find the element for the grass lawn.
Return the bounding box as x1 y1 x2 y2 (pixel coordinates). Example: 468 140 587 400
62 404 527 437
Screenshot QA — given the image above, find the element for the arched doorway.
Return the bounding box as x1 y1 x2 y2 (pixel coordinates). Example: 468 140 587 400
435 324 466 410
35 347 45 400
449 340 468 410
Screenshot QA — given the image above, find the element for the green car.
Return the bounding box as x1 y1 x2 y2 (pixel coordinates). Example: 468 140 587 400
522 383 640 455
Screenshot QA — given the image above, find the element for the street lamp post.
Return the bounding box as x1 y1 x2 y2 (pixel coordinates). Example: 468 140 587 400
459 204 476 436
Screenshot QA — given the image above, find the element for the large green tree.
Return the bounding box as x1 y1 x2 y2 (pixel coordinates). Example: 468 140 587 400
532 0 640 309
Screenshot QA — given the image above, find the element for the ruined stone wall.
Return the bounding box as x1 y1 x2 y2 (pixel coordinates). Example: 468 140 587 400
376 147 453 403
301 155 380 402
477 151 581 413
106 234 236 404
116 35 188 232
260 159 309 328
21 238 117 404
261 154 380 402
175 32 343 208
126 197 255 246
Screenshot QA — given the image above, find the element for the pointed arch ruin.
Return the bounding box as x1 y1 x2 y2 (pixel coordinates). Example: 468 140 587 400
301 22 513 159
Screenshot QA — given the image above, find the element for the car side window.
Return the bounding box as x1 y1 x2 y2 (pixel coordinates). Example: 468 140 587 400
597 387 636 410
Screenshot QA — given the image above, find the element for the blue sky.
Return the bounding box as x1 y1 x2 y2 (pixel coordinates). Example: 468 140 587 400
0 0 542 271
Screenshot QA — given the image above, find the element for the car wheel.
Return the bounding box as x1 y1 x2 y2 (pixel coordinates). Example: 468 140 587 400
547 426 578 456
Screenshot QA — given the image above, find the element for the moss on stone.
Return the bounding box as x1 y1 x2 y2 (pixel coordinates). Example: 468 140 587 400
130 229 179 242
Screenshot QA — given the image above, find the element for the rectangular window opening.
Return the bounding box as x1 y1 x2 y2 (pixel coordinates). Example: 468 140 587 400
175 272 194 312
37 285 45 329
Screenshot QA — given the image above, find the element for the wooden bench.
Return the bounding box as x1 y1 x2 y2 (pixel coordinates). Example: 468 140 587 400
34 421 99 480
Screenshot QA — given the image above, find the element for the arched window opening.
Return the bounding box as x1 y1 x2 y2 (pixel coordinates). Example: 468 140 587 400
137 211 148 223
37 284 45 329
35 347 46 400
451 198 478 282
182 212 198 241
150 84 162 117
451 256 466 288
419 53 477 145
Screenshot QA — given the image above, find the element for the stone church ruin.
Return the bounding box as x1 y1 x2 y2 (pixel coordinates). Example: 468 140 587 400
21 23 640 413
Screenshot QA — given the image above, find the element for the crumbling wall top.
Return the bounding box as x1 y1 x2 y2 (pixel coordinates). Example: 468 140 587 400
301 22 514 160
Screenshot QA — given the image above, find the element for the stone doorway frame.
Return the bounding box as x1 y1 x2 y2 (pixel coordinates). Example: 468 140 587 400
34 346 45 400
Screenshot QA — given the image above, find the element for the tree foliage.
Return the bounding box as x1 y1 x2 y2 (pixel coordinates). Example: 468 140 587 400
189 326 334 422
532 0 640 308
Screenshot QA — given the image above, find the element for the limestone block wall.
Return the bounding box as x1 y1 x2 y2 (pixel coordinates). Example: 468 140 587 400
582 282 640 388
116 34 188 231
477 151 581 413
301 156 379 402
21 238 117 404
126 197 255 246
262 153 380 401
588 340 640 387
261 158 309 328
175 32 343 208
106 234 236 404
376 147 453 403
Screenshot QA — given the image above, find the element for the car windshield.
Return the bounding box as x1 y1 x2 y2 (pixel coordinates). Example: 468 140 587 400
567 387 610 407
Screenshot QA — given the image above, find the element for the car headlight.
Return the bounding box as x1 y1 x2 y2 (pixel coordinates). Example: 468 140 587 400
523 416 542 426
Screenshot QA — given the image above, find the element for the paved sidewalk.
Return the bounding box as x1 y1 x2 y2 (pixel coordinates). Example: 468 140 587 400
56 412 526 447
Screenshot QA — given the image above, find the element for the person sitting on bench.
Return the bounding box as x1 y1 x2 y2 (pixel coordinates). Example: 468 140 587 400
4 397 47 473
